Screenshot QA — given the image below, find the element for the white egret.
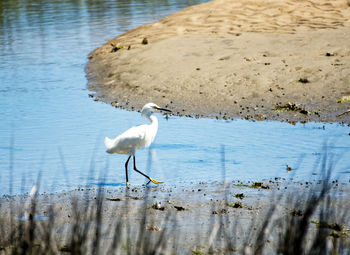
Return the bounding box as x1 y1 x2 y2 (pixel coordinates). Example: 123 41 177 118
104 103 171 188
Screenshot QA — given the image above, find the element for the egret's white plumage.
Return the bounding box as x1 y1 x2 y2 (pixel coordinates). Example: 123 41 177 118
105 115 157 154
105 103 170 188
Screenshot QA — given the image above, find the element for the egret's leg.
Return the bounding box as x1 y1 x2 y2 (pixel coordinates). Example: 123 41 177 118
125 155 131 188
132 155 163 184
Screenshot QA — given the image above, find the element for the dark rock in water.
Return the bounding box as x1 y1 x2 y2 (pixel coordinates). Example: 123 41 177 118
152 202 165 211
174 205 185 211
212 208 228 214
106 197 121 201
227 202 243 208
252 182 270 189
234 193 245 199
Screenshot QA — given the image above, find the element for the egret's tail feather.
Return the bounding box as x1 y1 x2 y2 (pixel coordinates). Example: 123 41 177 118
104 137 114 150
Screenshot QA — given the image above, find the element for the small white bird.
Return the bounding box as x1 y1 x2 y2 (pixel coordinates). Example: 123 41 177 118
105 103 171 188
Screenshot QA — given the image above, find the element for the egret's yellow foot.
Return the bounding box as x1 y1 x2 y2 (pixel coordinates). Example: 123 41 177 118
149 178 163 184
126 182 130 189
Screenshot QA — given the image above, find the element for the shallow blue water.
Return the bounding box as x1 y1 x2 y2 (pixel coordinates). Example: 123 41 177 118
1 0 349 195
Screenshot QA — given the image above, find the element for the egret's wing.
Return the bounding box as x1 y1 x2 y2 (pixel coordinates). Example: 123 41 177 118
117 125 148 150
107 125 148 154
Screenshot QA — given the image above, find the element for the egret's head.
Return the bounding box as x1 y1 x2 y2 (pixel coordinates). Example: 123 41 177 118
141 103 171 118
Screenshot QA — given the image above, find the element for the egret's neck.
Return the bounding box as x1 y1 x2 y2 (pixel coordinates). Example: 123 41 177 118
143 113 158 147
143 113 158 126
146 114 158 139
149 115 158 127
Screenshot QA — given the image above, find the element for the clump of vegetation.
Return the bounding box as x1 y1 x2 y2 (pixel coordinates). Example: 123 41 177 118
251 182 270 189
174 205 186 211
275 102 309 115
212 208 228 214
337 95 350 103
312 220 343 231
298 78 309 83
226 202 244 208
146 225 161 231
233 183 251 188
325 52 335 57
192 249 204 255
141 38 148 45
110 43 125 52
312 220 349 238
233 182 270 189
234 193 245 199
151 202 165 211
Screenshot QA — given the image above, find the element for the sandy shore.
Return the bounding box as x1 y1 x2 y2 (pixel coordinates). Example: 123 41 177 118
1 180 349 253
86 0 350 123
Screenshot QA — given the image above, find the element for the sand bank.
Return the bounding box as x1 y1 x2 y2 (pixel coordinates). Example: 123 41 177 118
86 0 350 123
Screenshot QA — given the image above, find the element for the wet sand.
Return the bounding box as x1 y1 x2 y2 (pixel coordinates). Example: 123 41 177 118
86 0 350 124
1 180 349 253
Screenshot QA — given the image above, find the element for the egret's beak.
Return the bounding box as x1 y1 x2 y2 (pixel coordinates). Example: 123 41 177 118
154 106 171 112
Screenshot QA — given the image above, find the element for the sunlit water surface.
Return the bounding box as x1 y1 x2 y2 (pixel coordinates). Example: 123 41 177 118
1 0 349 195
